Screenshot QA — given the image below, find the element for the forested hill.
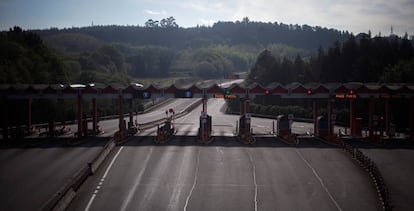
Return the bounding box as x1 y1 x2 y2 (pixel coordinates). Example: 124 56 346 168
35 20 350 51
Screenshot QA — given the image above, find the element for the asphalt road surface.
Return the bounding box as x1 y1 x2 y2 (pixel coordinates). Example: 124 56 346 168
347 139 414 211
0 99 199 211
68 99 379 211
0 137 109 211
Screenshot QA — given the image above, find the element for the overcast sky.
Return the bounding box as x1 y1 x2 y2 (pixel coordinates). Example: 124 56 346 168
0 0 413 37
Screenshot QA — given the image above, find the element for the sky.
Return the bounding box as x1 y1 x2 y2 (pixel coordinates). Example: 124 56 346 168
0 0 413 37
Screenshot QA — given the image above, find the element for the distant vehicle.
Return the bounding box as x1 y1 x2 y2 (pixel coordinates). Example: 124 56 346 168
130 83 144 88
69 84 86 88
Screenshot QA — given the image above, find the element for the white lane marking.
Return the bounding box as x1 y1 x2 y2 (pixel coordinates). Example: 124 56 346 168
183 149 201 211
247 151 258 211
84 146 124 211
295 149 342 211
120 147 154 211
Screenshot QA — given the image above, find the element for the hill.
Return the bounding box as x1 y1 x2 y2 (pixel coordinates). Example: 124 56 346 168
30 19 351 80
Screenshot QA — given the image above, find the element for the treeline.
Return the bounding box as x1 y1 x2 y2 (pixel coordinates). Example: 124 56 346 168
0 26 67 84
0 26 133 84
246 34 414 85
36 18 349 50
30 19 350 79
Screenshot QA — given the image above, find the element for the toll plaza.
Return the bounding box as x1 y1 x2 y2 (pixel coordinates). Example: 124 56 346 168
1 82 414 144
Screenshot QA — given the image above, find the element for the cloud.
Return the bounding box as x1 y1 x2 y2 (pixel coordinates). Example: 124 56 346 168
144 9 166 15
230 0 414 36
200 19 215 26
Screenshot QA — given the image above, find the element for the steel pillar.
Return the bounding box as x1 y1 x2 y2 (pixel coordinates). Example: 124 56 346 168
2 97 8 141
245 99 250 113
77 94 83 139
92 98 97 134
410 97 414 137
240 98 246 115
129 99 133 125
385 98 391 136
368 97 375 137
28 98 32 133
313 100 318 136
202 95 207 113
327 97 333 136
118 95 125 134
350 98 356 136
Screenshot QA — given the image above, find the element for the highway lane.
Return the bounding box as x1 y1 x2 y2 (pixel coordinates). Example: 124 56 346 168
0 137 109 211
347 139 414 210
0 98 199 211
68 98 379 211
59 98 200 137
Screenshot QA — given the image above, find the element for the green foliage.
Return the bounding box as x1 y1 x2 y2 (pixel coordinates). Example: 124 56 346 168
247 34 414 84
0 26 68 84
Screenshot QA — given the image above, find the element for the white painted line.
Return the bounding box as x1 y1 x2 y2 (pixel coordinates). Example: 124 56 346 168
183 149 201 211
103 146 124 179
84 194 97 211
120 147 154 211
84 146 124 211
247 151 258 211
296 149 342 211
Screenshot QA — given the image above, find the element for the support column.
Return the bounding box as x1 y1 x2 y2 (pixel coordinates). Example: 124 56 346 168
77 94 83 139
350 98 356 136
245 99 250 113
92 98 97 134
410 97 414 137
202 95 207 113
327 97 333 136
385 98 391 136
2 97 8 141
369 97 375 137
240 98 246 115
313 99 318 136
129 99 133 126
28 98 32 133
119 95 125 134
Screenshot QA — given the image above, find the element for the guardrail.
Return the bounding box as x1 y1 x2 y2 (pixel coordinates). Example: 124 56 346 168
341 140 393 211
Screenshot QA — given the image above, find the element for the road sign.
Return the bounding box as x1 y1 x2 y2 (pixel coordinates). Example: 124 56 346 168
184 90 193 98
288 114 294 120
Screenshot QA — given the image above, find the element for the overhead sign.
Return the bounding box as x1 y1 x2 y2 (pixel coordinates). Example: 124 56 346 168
336 94 357 99
134 90 151 99
214 94 238 99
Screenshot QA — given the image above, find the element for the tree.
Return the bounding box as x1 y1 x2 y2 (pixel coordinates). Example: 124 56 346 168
160 16 178 28
145 19 159 27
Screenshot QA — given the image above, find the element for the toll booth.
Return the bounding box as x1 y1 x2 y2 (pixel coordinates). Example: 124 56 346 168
82 119 88 136
276 115 291 137
238 114 251 137
198 113 212 142
238 114 255 144
318 115 329 138
351 117 362 137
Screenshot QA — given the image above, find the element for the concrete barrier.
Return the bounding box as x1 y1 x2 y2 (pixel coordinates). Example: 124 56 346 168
341 140 393 210
40 139 115 211
89 140 115 174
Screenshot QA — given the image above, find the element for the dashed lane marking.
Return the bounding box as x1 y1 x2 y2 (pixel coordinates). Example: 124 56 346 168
84 146 124 211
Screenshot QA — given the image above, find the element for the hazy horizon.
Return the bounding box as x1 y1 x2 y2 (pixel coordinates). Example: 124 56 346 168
0 0 413 37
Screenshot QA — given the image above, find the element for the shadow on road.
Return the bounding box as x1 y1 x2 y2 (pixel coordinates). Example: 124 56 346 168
343 138 414 150
0 137 110 149
121 135 345 148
